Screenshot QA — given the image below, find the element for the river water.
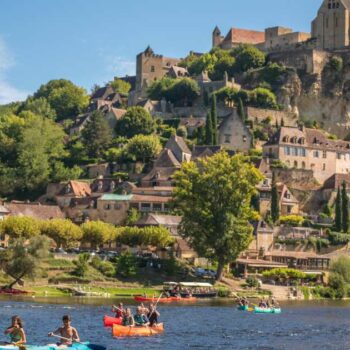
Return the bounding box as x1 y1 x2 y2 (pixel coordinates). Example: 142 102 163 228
0 297 349 350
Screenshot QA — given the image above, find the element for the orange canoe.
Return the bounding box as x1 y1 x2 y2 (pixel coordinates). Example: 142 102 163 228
112 323 164 337
103 315 122 327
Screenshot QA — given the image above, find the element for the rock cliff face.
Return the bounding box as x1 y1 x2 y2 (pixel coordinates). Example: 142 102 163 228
276 57 350 138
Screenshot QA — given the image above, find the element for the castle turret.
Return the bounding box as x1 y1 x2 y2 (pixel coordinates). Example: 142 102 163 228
212 26 223 48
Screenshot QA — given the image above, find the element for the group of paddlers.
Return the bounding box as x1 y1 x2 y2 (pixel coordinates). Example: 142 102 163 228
112 302 161 327
237 297 280 308
4 315 80 347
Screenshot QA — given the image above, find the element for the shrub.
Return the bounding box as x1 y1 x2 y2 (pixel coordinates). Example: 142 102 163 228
246 276 260 289
328 232 350 246
330 256 350 283
91 257 116 278
329 273 347 299
116 252 138 277
280 215 304 227
329 56 343 72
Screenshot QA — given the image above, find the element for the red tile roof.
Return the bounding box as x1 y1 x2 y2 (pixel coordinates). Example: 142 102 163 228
5 202 64 220
69 181 91 197
131 195 172 203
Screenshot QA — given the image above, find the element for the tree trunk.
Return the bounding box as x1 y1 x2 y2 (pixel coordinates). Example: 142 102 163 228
216 261 225 281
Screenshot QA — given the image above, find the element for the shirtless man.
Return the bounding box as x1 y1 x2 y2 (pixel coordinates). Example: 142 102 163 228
48 315 80 346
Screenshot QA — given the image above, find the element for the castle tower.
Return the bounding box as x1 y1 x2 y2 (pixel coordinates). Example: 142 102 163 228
312 0 350 50
212 26 223 48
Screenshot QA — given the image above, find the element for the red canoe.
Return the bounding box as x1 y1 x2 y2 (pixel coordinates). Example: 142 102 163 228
103 315 123 327
0 288 31 295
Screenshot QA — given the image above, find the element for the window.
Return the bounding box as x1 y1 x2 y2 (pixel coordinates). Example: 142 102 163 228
151 66 155 72
302 161 306 169
323 163 326 171
114 203 121 210
153 203 162 212
104 204 111 210
284 146 291 155
140 203 151 212
299 148 306 157
337 153 341 159
323 151 327 159
292 147 298 156
287 206 292 214
313 150 319 158
294 161 298 168
224 135 231 143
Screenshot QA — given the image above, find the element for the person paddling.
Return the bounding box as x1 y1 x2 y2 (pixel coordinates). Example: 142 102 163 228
122 308 135 327
112 303 124 319
134 306 149 327
4 316 26 345
48 315 80 346
147 303 160 327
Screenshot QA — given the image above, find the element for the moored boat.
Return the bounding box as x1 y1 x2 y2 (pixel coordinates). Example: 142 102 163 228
134 296 173 303
0 342 106 350
112 323 164 337
0 288 32 295
103 315 122 327
254 307 282 314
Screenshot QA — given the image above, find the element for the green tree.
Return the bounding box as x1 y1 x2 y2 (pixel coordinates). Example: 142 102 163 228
81 221 118 249
237 98 246 122
197 125 205 145
341 181 349 233
73 253 90 277
33 79 89 121
271 173 280 223
0 216 42 240
335 187 342 232
249 88 278 109
165 78 200 106
126 208 141 226
20 97 57 120
41 219 83 248
110 78 131 95
185 53 217 76
81 110 112 159
211 55 236 81
211 94 218 145
205 113 213 145
147 77 175 100
123 134 162 162
173 152 263 280
115 107 156 138
0 235 50 288
233 44 266 73
116 252 137 277
176 126 188 138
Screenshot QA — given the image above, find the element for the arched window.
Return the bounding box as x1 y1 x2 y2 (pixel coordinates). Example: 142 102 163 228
294 161 298 168
302 161 306 169
299 138 305 145
291 136 297 144
283 136 289 143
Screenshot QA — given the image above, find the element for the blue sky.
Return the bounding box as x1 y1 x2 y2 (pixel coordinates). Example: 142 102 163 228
0 0 321 104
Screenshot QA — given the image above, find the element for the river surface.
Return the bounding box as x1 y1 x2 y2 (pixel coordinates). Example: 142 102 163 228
0 297 349 350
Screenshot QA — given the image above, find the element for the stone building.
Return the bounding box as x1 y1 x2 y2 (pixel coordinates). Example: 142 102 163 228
218 110 252 152
135 46 180 95
312 0 350 50
263 126 350 184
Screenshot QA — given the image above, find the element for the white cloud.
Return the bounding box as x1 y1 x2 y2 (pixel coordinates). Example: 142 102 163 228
105 56 136 77
0 36 29 104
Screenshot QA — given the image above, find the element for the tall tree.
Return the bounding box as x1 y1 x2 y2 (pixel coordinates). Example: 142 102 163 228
237 98 246 122
211 94 218 145
81 110 112 159
342 181 349 233
205 113 213 145
271 173 280 223
335 187 342 232
173 152 263 280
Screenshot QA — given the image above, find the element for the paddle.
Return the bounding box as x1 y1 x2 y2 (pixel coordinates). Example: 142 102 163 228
49 334 106 350
147 292 163 321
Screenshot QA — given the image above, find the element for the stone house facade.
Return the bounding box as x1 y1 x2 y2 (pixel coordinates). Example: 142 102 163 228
263 126 350 184
218 110 252 152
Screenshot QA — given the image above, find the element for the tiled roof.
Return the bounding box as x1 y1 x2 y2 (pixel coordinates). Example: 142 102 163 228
179 118 205 128
59 181 91 197
224 28 265 44
142 167 178 182
0 205 10 214
154 149 181 168
265 250 329 259
5 202 64 220
110 108 126 120
166 135 191 155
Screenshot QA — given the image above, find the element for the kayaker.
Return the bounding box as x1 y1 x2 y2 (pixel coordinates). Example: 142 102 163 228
4 315 26 345
134 306 150 327
122 308 135 327
48 315 80 345
147 303 160 327
112 303 124 318
140 303 149 314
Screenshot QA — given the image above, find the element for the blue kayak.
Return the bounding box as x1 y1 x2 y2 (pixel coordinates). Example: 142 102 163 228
254 307 282 314
237 305 249 311
0 343 106 350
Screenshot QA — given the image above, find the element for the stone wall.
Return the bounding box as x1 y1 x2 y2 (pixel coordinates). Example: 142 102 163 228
272 168 318 190
246 107 297 127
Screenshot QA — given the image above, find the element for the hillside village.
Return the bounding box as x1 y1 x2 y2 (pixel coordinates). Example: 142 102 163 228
3 0 350 294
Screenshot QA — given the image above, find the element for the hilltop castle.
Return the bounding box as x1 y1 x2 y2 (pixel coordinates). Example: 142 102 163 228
213 0 350 52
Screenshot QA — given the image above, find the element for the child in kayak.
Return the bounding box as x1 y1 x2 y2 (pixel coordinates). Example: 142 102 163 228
122 308 135 327
4 316 26 345
48 315 80 345
134 306 150 327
